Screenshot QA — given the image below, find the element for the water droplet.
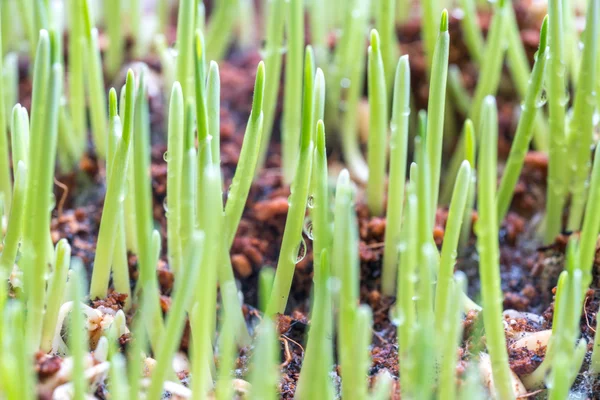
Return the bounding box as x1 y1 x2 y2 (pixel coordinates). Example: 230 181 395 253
535 89 547 108
303 217 314 240
340 78 351 89
307 195 315 209
293 237 307 264
389 306 406 326
163 151 169 162
560 90 570 106
578 41 584 51
163 197 168 212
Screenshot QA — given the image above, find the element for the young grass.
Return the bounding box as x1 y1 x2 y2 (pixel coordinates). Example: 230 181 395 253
382 55 410 295
205 0 238 61
434 161 470 331
281 0 304 183
459 120 476 249
257 0 285 169
175 0 196 97
476 96 514 399
90 76 135 300
333 169 361 399
0 14 11 217
425 10 449 216
82 0 108 160
497 17 549 223
367 29 388 216
0 160 26 274
105 0 124 79
458 0 484 65
191 164 223 398
166 82 184 277
22 30 61 351
335 0 371 182
264 61 318 316
147 232 203 398
396 185 417 398
68 0 87 157
132 69 165 354
545 0 569 244
40 239 71 352
565 0 599 231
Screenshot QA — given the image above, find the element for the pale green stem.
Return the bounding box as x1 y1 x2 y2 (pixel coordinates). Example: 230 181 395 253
381 55 410 296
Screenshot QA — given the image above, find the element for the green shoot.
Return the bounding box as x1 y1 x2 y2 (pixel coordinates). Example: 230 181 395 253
458 0 484 65
497 17 549 223
257 0 285 169
40 239 71 352
469 0 508 131
576 143 600 291
476 96 514 400
207 61 221 165
248 319 278 400
166 82 184 277
191 164 223 398
396 185 417 398
545 0 569 244
132 70 165 353
505 6 549 151
333 169 361 399
295 251 335 399
22 30 61 351
215 282 239 400
69 0 87 157
82 0 108 160
205 0 238 61
382 55 410 295
375 0 398 93
223 62 265 246
264 65 319 316
281 0 304 183
565 0 599 231
175 0 196 97
147 232 204 399
90 75 135 300
0 15 10 217
334 0 370 182
70 262 89 399
434 161 470 330
0 161 26 274
459 120 476 249
426 10 449 215
438 272 467 400
266 59 318 315
366 29 388 216
105 0 124 78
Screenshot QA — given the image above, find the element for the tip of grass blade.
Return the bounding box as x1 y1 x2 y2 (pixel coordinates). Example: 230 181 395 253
440 9 449 32
369 29 380 51
338 168 350 186
109 89 118 118
464 119 476 167
209 60 219 75
539 16 549 52
316 120 326 155
252 61 266 113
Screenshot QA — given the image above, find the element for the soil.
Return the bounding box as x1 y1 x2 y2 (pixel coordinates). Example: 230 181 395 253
20 0 600 398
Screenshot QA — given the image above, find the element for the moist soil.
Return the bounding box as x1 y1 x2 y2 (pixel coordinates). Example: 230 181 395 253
22 1 600 398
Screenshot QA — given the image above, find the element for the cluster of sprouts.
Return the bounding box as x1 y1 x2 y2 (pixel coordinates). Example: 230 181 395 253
0 0 599 399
